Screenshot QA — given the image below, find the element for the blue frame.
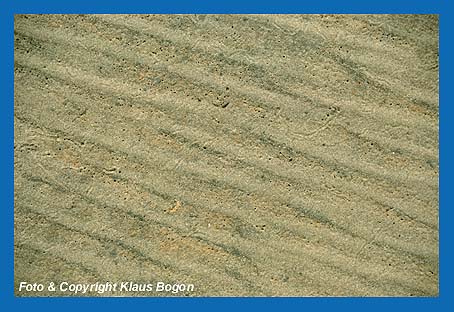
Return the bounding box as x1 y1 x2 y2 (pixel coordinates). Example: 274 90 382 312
1 1 452 311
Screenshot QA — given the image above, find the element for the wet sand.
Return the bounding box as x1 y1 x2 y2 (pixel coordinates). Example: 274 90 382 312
14 14 438 296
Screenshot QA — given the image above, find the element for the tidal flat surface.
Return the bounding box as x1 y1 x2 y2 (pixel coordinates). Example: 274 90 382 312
14 14 438 296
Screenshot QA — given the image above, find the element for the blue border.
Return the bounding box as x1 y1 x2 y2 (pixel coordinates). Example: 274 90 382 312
1 1 452 311
0 0 447 14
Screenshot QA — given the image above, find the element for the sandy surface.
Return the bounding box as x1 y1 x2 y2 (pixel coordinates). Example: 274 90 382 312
14 14 439 296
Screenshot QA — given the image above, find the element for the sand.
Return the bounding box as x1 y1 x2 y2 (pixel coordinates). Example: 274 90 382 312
14 14 439 296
